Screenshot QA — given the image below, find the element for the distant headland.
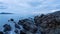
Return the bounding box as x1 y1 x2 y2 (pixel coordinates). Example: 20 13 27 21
0 12 14 14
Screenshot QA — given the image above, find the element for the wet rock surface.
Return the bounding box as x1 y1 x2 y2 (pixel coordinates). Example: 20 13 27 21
3 24 12 32
0 11 60 34
0 31 4 34
34 11 60 34
20 30 26 34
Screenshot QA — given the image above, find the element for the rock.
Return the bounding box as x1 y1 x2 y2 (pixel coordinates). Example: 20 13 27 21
1 11 60 34
20 30 26 34
34 11 60 34
10 19 14 21
15 23 21 29
14 29 19 34
18 18 34 25
0 31 4 34
8 18 16 23
3 24 11 32
51 11 60 16
18 18 38 33
34 14 46 26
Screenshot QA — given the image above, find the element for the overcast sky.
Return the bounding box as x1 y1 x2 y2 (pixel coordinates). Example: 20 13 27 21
0 0 60 14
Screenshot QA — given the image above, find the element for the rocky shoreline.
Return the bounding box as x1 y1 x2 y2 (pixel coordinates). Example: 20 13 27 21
0 11 60 34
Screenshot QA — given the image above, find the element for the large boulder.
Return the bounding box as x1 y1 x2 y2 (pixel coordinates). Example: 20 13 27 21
18 18 38 34
3 24 12 32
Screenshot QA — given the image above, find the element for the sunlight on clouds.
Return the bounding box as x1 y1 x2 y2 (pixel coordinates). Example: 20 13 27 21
51 9 60 12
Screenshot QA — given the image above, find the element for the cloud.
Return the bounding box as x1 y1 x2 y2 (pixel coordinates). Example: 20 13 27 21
50 9 60 12
27 2 41 7
0 0 60 14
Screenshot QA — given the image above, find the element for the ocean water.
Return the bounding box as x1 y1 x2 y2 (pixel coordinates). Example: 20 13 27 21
0 13 38 34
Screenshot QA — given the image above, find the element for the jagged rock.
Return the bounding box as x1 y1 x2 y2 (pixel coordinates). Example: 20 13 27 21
20 30 26 34
18 18 38 33
1 11 60 34
34 11 60 34
51 11 60 16
15 23 21 29
3 24 11 32
34 14 45 26
0 31 4 34
14 29 19 34
18 18 34 25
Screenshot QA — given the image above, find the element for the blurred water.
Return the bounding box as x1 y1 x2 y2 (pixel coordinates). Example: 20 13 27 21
0 14 31 23
0 13 37 34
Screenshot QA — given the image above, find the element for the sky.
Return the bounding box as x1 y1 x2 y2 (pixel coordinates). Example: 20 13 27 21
0 0 60 14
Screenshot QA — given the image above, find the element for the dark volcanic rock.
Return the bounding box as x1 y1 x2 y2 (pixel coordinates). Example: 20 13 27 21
34 11 60 34
0 31 4 34
14 29 19 34
1 11 60 34
18 18 38 34
20 30 26 34
3 24 12 32
15 23 21 29
34 14 45 26
51 11 60 16
10 19 14 21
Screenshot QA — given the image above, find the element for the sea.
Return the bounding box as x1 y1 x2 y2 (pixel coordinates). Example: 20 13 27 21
0 13 42 34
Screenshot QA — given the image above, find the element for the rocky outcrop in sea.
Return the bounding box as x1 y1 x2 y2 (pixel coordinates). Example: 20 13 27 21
0 11 60 34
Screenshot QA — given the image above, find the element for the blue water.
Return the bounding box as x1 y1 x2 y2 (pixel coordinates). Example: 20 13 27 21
0 13 38 34
0 14 34 22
